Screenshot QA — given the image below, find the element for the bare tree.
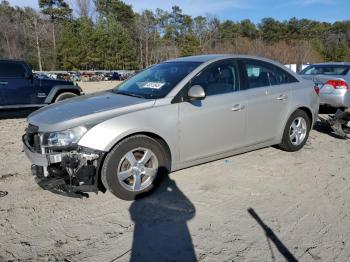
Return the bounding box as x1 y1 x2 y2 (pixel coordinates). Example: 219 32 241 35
75 0 92 18
29 15 49 71
0 8 28 59
0 7 16 58
135 10 158 68
39 0 72 69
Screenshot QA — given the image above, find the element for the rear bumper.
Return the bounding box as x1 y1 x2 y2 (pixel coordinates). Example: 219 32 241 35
320 90 350 108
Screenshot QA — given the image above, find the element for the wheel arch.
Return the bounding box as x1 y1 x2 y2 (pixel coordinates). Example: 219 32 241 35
278 105 314 143
297 106 313 126
100 130 173 171
44 85 81 103
285 106 314 129
116 131 173 165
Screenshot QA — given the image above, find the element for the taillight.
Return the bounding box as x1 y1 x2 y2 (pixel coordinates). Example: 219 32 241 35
314 86 320 95
324 80 349 90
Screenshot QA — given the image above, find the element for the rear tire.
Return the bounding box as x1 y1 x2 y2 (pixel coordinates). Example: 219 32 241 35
101 135 170 200
54 92 77 102
279 109 311 152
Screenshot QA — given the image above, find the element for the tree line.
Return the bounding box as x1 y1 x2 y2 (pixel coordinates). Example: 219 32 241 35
0 0 349 71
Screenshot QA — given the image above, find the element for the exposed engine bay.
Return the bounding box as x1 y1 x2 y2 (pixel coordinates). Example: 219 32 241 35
31 151 104 198
23 126 105 198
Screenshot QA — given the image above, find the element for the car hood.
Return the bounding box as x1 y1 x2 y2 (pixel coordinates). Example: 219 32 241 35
28 91 156 132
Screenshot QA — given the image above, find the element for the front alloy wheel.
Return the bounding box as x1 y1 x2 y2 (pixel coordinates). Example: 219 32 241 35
117 148 159 192
101 135 170 200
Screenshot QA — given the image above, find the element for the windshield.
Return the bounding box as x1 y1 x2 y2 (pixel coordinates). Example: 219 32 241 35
113 61 202 99
300 65 350 76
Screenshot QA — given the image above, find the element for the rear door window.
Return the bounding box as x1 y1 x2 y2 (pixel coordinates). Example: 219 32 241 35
243 59 297 89
0 62 26 78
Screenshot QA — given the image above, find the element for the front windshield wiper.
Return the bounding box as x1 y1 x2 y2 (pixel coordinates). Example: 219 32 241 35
115 90 145 99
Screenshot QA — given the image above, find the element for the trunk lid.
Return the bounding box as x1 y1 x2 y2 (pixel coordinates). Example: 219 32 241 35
301 75 347 94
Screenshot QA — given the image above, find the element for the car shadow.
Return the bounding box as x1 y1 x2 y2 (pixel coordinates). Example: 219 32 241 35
318 106 337 115
248 208 298 262
129 173 197 262
313 120 347 140
0 108 37 119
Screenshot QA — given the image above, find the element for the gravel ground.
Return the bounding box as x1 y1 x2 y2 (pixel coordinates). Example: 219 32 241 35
0 82 349 261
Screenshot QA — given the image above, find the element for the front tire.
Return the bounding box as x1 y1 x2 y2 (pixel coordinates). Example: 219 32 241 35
279 109 311 152
101 135 170 200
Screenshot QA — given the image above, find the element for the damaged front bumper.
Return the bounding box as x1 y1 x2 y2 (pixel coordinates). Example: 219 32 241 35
23 134 106 198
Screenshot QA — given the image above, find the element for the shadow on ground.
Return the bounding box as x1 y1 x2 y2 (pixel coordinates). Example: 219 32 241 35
0 108 37 119
248 208 298 262
314 106 341 139
129 173 196 262
313 120 348 140
313 120 333 134
318 106 338 115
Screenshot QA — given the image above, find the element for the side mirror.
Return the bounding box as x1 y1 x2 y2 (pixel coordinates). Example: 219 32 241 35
187 85 206 101
24 72 33 79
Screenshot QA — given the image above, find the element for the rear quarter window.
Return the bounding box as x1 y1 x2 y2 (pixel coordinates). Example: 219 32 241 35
0 62 26 78
271 66 298 85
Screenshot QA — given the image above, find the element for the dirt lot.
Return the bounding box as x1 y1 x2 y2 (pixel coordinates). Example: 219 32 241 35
77 81 121 94
0 82 350 261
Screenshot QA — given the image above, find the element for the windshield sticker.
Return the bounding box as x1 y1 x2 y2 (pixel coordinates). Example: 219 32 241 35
142 82 165 89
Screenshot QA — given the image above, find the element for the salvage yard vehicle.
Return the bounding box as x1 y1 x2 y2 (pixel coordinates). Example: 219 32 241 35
300 62 350 108
22 55 319 200
0 60 83 108
107 71 121 81
320 108 350 139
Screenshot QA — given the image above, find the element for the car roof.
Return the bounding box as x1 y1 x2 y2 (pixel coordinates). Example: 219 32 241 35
0 59 25 63
165 54 287 66
307 62 350 66
165 54 299 76
166 54 230 62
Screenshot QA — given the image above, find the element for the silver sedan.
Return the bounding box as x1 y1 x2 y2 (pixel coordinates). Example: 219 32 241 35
23 55 319 200
300 62 350 108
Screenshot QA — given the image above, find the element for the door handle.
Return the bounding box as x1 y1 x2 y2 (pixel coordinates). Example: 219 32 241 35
276 94 288 100
0 81 8 85
232 104 245 111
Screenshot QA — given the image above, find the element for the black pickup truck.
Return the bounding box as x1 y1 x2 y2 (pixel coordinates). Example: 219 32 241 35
0 60 83 108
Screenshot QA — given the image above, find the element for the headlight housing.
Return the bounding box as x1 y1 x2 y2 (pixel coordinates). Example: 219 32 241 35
42 126 88 148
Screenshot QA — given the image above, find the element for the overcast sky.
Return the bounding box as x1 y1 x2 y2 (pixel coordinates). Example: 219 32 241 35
8 0 350 23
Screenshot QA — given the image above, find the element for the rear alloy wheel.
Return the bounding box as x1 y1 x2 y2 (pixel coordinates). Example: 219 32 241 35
101 135 170 200
279 109 311 152
289 116 307 146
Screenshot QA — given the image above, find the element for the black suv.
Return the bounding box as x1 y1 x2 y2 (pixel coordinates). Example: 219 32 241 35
0 60 82 108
